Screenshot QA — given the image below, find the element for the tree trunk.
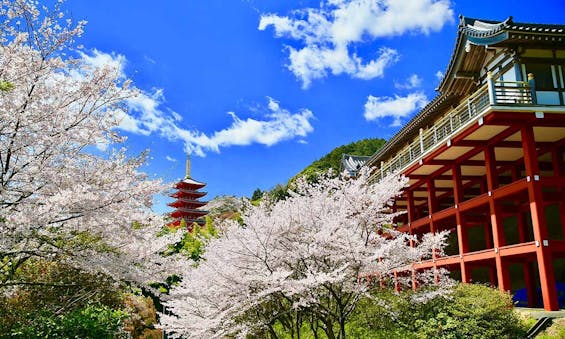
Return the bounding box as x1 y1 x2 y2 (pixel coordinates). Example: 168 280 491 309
339 317 346 339
321 318 336 339
308 317 320 339
295 312 301 339
267 324 279 339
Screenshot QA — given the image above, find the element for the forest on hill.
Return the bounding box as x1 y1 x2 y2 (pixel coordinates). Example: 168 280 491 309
249 138 386 202
289 137 386 184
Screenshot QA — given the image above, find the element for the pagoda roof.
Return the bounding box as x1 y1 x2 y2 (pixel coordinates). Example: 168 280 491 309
168 199 208 208
366 16 565 169
171 189 207 198
169 198 208 204
174 177 206 189
170 209 208 219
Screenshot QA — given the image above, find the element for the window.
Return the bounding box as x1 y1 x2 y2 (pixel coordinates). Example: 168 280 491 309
525 63 556 90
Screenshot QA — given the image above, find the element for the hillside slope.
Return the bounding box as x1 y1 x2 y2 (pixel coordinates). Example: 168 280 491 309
290 138 386 184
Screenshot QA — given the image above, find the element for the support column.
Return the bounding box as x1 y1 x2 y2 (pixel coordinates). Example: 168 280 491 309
522 125 559 311
523 262 538 307
407 191 419 291
453 165 471 282
485 146 510 291
411 268 418 291
407 190 416 224
394 271 400 292
427 180 438 217
512 159 537 306
427 180 440 283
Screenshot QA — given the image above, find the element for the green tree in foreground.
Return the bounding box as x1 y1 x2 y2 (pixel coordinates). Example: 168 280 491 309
350 283 528 339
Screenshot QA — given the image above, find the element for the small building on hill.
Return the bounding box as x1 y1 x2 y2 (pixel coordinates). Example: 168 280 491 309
365 16 565 311
341 154 371 176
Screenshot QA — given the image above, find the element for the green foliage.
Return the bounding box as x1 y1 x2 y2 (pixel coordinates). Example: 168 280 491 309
251 188 264 201
4 304 128 339
267 183 290 202
416 284 526 339
290 138 385 184
0 260 125 335
350 284 528 339
166 217 219 262
0 80 14 91
253 138 384 204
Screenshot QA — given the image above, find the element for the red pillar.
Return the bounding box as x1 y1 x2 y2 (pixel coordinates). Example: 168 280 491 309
523 262 538 307
407 190 416 224
411 268 418 291
453 165 471 282
522 126 559 311
407 191 420 291
427 180 440 283
394 271 401 292
485 146 510 291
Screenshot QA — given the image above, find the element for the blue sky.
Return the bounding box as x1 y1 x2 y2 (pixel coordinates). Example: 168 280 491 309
64 0 564 212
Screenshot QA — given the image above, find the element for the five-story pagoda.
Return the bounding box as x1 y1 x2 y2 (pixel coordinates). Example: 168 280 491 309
167 157 208 229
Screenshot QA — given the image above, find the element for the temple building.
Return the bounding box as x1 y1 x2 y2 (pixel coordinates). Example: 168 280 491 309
365 16 565 310
341 154 371 176
167 157 208 229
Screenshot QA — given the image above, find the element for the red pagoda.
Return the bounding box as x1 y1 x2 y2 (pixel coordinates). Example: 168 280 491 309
167 157 208 229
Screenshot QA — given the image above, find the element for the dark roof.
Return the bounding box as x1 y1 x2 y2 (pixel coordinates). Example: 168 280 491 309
341 154 371 175
438 16 565 94
366 16 565 169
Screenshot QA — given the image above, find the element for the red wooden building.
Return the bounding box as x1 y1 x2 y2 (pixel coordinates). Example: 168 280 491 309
366 16 565 310
168 158 208 229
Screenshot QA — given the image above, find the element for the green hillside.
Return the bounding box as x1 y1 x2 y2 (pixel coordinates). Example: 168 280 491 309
290 138 386 184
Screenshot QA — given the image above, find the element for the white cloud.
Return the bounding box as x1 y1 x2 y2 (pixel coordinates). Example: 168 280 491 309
435 70 444 81
79 49 127 76
172 98 314 156
122 89 314 157
144 55 157 64
259 0 454 88
394 74 422 89
79 50 315 157
364 92 428 126
165 156 177 162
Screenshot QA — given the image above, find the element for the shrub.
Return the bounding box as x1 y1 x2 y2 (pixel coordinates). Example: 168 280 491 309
349 284 528 339
4 304 128 339
413 284 527 339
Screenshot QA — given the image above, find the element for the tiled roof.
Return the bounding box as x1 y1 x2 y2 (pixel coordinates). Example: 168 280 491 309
341 154 371 175
366 16 565 170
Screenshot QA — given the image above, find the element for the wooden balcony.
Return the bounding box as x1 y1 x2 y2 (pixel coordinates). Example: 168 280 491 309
371 77 540 182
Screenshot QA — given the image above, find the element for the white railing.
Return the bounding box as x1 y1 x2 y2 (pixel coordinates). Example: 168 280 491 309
372 77 533 181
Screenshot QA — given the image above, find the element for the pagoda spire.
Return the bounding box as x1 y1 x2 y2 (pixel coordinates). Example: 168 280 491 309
185 154 191 179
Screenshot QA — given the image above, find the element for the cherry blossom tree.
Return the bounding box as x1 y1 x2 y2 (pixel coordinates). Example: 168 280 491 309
0 0 183 291
160 169 450 338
